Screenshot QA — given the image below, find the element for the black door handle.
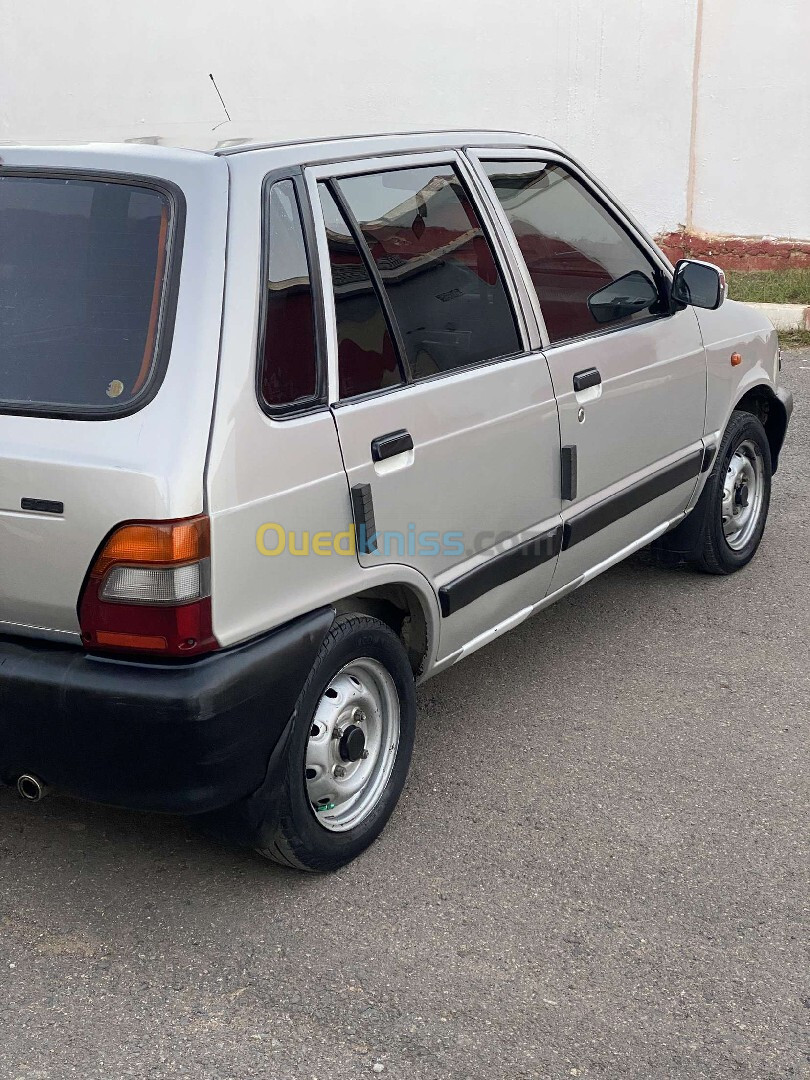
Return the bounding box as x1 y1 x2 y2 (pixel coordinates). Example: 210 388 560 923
371 429 414 462
573 367 601 393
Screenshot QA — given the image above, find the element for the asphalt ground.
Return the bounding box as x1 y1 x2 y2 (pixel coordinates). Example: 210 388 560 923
1 349 807 1080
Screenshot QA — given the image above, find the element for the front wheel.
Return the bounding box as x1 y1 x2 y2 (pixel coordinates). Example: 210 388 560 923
257 614 416 872
673 410 773 575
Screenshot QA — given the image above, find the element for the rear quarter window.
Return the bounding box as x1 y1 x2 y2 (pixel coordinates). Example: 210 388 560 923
259 177 321 411
0 173 182 417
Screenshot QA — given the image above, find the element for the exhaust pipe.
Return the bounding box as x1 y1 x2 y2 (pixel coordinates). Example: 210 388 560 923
17 774 49 802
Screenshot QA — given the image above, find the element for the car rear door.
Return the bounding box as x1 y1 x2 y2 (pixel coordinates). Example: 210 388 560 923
306 151 563 662
470 150 708 591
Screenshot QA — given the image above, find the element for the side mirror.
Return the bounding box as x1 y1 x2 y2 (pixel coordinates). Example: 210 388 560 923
671 259 727 310
587 270 659 325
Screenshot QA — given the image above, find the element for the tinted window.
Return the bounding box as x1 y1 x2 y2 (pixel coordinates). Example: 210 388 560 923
260 179 319 409
483 161 661 343
0 175 174 412
319 184 404 399
337 166 520 380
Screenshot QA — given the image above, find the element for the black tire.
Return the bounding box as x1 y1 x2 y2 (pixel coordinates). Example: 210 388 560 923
658 410 772 575
256 614 416 872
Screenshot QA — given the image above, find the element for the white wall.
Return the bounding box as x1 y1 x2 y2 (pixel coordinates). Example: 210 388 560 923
693 0 810 238
0 0 807 239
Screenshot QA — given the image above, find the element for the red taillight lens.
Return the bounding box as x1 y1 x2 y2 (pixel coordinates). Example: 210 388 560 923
79 515 219 658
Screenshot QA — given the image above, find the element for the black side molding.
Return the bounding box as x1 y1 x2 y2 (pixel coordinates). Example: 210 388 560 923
371 429 413 462
701 445 716 473
563 450 703 550
561 445 578 502
439 526 563 617
350 483 377 554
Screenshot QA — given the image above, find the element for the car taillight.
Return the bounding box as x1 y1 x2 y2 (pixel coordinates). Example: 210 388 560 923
79 515 219 657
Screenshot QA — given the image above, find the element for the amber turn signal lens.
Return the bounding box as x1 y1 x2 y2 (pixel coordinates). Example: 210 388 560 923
731 352 743 367
92 515 210 577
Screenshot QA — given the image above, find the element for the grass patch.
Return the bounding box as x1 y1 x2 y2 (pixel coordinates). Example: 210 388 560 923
727 268 810 304
778 329 810 350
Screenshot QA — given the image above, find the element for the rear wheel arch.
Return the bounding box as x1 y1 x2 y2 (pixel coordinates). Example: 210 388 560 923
333 583 432 677
733 384 788 473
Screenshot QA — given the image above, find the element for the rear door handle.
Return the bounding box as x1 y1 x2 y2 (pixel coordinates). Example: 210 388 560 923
573 368 601 393
371 429 414 462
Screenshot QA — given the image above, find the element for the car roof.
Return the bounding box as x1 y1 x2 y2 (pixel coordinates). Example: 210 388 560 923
0 126 560 160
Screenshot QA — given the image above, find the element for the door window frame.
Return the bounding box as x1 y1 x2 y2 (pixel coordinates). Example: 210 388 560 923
304 151 538 406
465 148 676 351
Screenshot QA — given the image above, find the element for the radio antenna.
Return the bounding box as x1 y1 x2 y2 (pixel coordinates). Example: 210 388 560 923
208 73 232 123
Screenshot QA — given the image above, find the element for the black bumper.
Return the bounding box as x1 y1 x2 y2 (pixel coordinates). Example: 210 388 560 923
0 608 333 815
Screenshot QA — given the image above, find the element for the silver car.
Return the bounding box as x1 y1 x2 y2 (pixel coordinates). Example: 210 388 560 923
0 131 792 870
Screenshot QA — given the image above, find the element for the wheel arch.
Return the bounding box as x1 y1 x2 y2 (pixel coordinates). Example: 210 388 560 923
733 382 789 473
333 582 434 678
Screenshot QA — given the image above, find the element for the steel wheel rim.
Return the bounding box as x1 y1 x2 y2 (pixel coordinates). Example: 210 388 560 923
722 438 765 551
305 657 400 833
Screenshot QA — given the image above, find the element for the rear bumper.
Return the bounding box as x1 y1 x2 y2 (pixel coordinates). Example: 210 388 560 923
0 608 333 815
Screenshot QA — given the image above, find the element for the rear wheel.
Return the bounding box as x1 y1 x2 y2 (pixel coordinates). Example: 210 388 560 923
258 614 416 872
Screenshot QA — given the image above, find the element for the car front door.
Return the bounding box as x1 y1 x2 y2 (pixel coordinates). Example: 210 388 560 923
306 152 563 662
471 151 708 591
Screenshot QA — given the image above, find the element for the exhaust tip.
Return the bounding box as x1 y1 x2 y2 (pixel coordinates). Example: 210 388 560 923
17 774 48 802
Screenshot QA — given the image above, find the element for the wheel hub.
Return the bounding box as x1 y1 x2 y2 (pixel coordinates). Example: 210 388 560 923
304 657 400 833
721 439 764 551
339 724 367 762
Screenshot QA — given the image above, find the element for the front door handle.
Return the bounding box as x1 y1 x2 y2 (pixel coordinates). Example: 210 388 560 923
371 429 413 462
573 368 601 393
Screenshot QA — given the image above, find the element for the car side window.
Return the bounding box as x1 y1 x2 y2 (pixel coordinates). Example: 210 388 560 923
318 183 405 399
336 165 521 381
482 160 662 344
259 178 320 410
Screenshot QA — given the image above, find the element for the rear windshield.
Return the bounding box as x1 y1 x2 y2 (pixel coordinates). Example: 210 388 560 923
0 174 177 416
